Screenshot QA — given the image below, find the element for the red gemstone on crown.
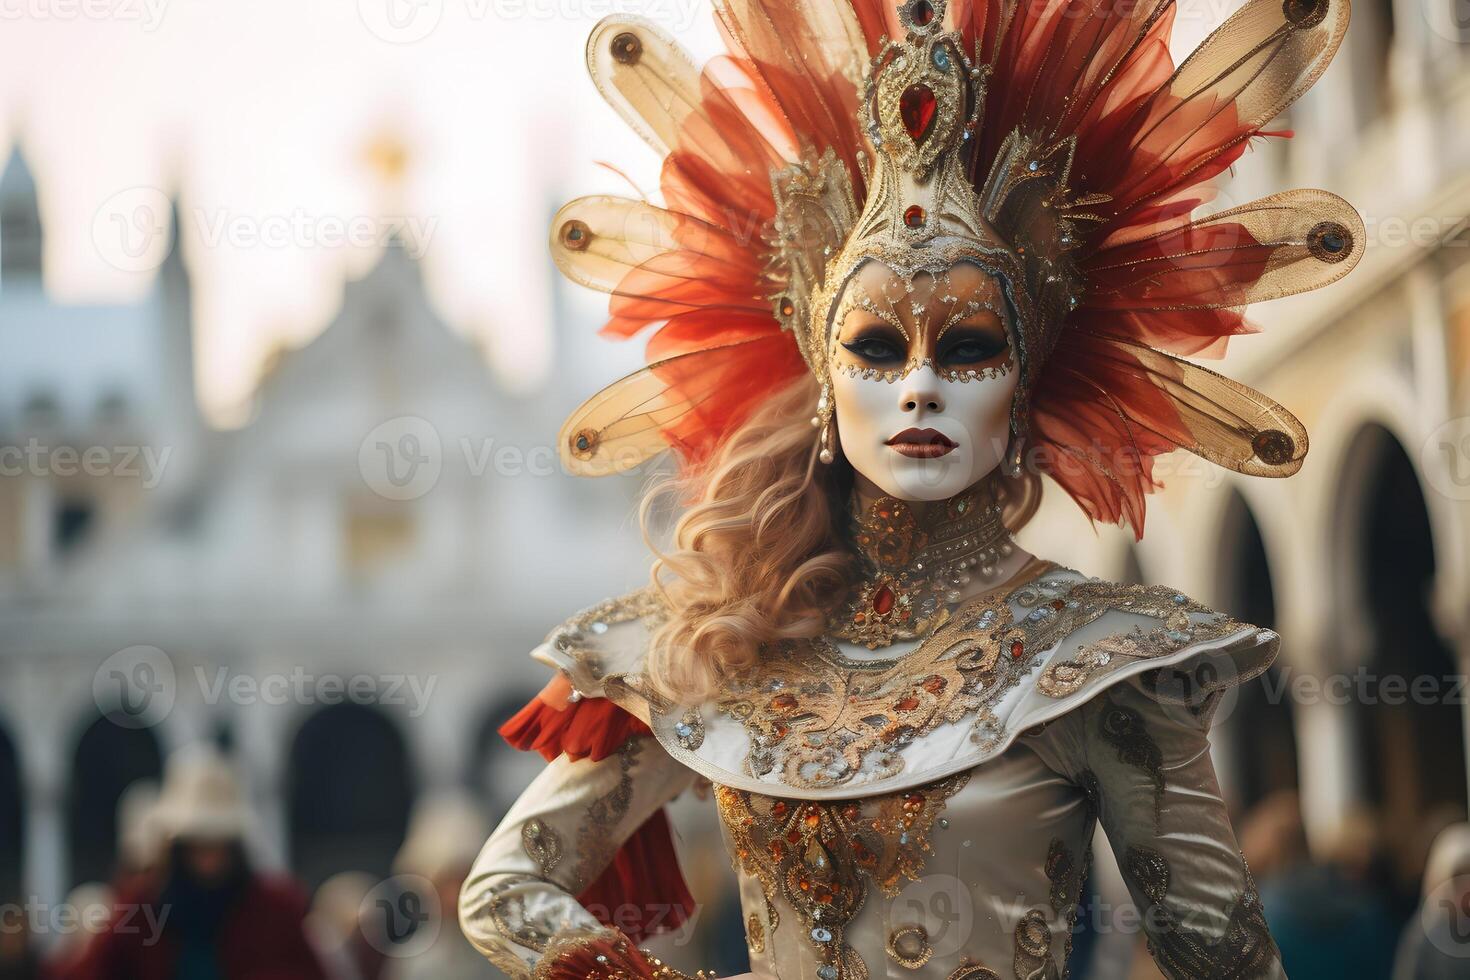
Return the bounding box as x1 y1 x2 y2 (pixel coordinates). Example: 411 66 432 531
899 83 937 143
1010 638 1025 659
910 0 936 26
872 583 896 616
903 205 926 229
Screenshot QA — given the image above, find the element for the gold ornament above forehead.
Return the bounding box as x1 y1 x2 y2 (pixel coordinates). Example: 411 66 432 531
767 0 1098 398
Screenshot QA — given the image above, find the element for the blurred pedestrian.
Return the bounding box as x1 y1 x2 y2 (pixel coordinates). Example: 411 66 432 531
1392 823 1470 980
115 780 166 891
43 883 114 977
305 872 384 980
379 791 490 980
1245 793 1398 980
59 743 327 980
0 897 49 980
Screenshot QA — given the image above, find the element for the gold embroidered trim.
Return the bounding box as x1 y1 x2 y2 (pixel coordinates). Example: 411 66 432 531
484 873 559 955
714 571 1239 789
521 818 564 877
716 772 968 979
1035 583 1241 699
945 965 1000 980
1098 697 1166 827
830 486 1011 648
1125 846 1170 906
1046 837 1087 974
1077 769 1101 823
530 927 717 979
1013 908 1056 979
746 912 766 954
546 589 666 690
1045 838 1077 916
671 709 704 751
572 738 639 889
716 570 1071 789
1123 850 1280 979
887 923 934 969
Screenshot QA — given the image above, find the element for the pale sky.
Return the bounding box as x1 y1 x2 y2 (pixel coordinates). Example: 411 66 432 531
0 0 1226 427
0 0 723 425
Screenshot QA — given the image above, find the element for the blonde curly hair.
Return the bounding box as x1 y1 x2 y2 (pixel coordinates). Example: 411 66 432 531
641 376 1040 703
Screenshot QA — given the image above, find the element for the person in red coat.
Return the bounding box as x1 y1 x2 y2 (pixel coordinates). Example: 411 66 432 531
61 744 327 980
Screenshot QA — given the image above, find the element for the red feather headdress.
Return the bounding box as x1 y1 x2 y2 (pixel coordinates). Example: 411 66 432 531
549 0 1361 536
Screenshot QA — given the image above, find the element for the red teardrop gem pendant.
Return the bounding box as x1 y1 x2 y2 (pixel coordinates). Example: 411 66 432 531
872 584 896 616
899 84 937 143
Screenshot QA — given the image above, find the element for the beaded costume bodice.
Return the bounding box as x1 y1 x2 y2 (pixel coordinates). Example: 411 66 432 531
506 564 1281 979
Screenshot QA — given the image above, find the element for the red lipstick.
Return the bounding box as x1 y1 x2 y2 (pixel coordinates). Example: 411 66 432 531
885 428 958 459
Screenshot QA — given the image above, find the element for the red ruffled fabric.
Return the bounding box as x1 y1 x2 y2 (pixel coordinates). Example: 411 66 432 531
498 676 694 943
533 928 660 979
499 674 651 763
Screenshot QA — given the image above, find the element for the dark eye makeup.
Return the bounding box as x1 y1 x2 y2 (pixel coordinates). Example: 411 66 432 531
839 321 1010 368
840 328 906 364
939 326 1009 365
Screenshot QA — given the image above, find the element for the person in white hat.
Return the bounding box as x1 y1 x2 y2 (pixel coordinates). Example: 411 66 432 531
59 743 327 980
379 791 489 980
115 780 165 887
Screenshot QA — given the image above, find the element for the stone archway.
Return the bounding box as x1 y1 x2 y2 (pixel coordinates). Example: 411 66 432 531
1337 425 1466 850
0 717 22 897
1215 490 1299 813
66 712 163 887
287 703 415 889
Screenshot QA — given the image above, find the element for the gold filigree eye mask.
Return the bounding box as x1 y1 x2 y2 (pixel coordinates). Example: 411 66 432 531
830 266 1015 383
551 0 1363 534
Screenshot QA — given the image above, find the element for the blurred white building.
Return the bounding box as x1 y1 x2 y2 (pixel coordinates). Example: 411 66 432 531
0 143 656 912
0 4 1466 976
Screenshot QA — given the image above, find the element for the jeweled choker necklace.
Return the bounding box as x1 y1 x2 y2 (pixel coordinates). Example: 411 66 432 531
829 483 1013 649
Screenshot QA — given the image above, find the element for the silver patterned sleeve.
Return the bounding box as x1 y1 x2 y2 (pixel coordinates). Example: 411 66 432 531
1032 674 1287 980
457 734 697 978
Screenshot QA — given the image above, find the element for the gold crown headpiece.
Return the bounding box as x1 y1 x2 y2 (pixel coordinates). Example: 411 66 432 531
547 0 1363 535
770 0 1106 408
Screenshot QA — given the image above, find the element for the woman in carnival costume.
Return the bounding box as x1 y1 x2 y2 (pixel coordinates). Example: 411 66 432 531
461 1 1362 976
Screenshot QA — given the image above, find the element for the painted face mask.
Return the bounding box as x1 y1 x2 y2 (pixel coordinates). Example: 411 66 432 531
829 260 1019 501
552 0 1362 537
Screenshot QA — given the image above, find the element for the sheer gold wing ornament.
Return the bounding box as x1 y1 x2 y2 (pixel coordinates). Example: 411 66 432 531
548 0 1365 527
553 4 871 476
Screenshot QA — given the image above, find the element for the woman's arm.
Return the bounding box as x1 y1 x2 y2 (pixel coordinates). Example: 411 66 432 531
459 730 697 978
1032 675 1286 979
